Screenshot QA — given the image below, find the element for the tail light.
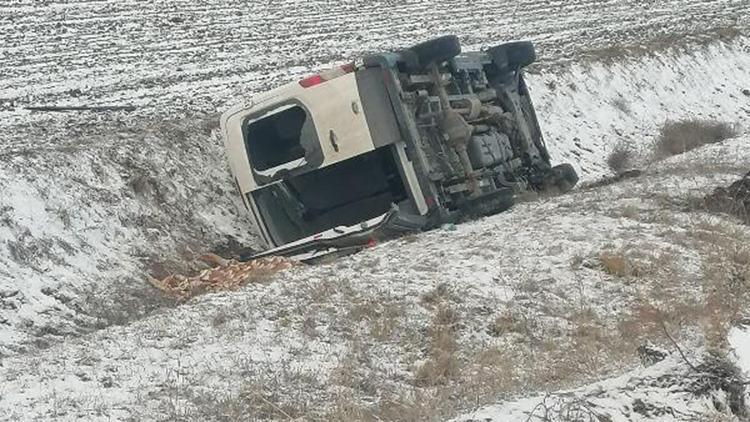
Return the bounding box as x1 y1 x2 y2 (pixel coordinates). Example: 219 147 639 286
299 75 324 88
298 62 356 88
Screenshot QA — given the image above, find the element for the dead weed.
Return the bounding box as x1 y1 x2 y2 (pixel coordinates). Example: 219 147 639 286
654 119 737 158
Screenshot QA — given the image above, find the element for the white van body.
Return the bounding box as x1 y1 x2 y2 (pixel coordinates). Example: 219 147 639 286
221 36 578 260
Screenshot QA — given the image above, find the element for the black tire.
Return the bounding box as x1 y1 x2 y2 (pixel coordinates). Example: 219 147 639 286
488 41 536 70
462 188 515 217
543 163 579 194
402 35 461 71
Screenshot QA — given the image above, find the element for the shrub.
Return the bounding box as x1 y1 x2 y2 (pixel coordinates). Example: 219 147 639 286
600 253 630 277
414 350 460 387
655 119 737 158
607 143 633 174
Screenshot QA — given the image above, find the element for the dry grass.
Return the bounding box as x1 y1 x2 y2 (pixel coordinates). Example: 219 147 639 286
328 388 459 422
346 296 410 342
487 311 522 337
414 350 460 387
420 283 459 308
460 348 519 402
375 389 456 422
598 246 673 279
599 253 631 277
487 309 538 339
163 213 750 422
415 305 460 387
181 373 318 421
691 225 750 351
554 308 615 380
416 285 462 388
654 119 738 158
618 302 693 344
176 219 750 422
607 143 634 174
616 220 750 357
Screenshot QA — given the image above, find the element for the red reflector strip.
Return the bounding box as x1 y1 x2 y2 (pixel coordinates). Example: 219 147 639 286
299 74 324 88
299 62 357 88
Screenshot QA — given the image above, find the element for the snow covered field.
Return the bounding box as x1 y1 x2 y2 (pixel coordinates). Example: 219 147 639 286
2 0 747 127
2 137 750 421
1 0 749 420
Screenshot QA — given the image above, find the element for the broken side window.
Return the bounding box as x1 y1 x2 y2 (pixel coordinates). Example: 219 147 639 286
244 105 311 172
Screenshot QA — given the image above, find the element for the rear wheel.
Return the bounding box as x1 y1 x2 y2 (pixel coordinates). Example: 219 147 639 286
402 35 461 71
461 188 515 217
542 163 579 194
488 41 536 70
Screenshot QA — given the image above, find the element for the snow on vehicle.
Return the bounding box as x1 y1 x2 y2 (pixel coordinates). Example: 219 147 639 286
221 35 578 261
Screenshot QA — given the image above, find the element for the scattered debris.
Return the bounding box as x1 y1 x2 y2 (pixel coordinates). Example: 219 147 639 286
580 169 642 190
690 355 748 419
147 255 299 299
637 344 668 366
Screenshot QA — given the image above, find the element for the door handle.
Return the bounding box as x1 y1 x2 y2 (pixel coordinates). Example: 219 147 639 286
329 130 340 152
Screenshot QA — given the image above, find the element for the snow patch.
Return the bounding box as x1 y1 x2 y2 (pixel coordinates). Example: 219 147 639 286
730 325 750 377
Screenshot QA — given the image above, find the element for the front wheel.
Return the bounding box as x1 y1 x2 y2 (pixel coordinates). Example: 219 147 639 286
488 41 536 71
402 35 462 71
